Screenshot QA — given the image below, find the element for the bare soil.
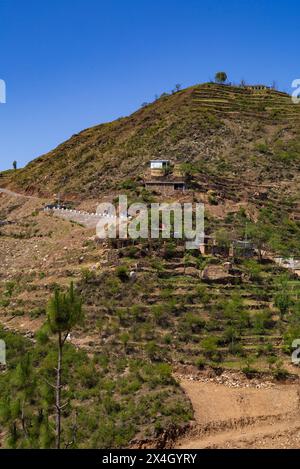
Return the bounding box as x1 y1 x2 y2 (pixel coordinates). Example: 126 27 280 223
175 372 300 449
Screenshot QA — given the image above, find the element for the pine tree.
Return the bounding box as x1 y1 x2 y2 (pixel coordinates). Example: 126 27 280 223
47 282 84 449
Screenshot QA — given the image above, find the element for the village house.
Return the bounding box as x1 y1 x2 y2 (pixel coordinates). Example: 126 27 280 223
198 235 214 256
149 159 170 177
246 84 270 91
144 160 186 193
231 240 256 258
274 257 300 276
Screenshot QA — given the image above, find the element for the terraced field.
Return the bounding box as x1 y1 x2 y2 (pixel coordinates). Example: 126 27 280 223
2 83 300 203
1 82 300 448
1 189 299 372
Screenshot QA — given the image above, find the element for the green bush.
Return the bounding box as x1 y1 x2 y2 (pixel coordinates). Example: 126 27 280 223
116 266 129 282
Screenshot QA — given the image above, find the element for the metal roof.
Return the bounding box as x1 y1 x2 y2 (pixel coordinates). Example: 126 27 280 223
150 160 170 163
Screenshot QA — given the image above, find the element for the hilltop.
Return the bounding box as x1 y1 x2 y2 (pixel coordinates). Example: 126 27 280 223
1 83 300 203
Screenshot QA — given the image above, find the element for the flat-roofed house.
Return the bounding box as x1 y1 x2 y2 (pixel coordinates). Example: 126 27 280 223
145 160 186 193
232 240 255 258
150 160 170 177
275 258 300 276
246 84 270 91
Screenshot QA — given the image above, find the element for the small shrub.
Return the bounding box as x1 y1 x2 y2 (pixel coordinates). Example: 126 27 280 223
195 357 205 369
116 266 129 282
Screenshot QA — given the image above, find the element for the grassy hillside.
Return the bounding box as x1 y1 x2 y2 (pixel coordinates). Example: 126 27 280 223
1 83 300 449
2 83 300 201
0 325 191 449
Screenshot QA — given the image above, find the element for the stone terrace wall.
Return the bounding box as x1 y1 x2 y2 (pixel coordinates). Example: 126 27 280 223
44 207 118 228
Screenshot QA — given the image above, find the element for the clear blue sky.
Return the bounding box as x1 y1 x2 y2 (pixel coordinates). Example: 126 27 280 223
0 0 299 171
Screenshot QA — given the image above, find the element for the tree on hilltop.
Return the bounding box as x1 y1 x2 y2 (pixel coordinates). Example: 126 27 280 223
215 72 228 84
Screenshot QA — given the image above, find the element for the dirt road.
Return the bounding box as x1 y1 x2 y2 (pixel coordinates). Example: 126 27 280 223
0 187 37 199
175 377 300 449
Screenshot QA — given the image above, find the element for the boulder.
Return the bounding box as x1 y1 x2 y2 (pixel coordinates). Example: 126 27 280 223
201 264 233 282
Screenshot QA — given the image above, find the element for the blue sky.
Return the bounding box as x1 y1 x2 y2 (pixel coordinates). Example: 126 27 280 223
0 0 299 171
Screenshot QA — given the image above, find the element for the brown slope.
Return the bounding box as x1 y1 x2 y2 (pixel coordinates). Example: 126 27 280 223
1 83 300 200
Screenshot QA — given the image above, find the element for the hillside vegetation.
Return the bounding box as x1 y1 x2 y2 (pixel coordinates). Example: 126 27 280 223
2 83 300 202
0 83 300 448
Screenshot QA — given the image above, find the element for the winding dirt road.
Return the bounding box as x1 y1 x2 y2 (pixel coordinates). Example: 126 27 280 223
0 187 36 199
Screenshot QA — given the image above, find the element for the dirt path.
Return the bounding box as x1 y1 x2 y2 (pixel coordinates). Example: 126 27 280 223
175 377 300 449
177 415 300 449
0 187 37 199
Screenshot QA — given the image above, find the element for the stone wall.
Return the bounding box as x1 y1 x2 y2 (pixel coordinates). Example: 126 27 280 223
44 207 118 228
